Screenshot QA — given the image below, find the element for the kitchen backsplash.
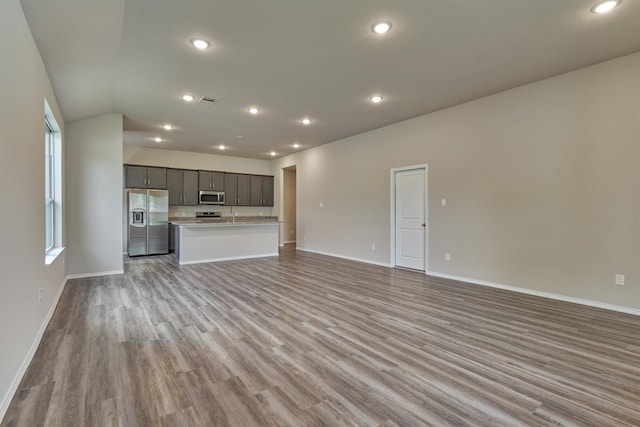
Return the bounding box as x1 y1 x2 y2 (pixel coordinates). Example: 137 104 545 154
169 205 274 218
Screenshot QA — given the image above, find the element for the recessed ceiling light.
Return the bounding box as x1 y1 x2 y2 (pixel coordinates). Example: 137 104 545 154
301 118 312 125
270 151 277 156
371 21 392 34
219 145 226 150
163 124 173 130
154 137 162 142
248 107 260 115
190 38 211 50
182 94 195 102
370 95 383 103
293 143 300 149
591 0 621 13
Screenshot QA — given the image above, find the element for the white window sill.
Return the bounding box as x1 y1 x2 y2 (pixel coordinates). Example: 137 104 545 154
45 247 65 268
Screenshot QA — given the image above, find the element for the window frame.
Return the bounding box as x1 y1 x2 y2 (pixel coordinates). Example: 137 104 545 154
45 117 55 253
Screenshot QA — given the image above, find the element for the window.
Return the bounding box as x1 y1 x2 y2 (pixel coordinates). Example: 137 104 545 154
45 118 55 252
44 99 62 263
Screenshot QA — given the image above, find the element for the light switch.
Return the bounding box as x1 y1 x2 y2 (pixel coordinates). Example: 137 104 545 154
615 274 625 286
441 199 447 207
319 202 324 208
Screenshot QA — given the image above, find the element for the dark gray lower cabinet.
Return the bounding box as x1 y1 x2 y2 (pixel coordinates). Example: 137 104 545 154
167 169 198 205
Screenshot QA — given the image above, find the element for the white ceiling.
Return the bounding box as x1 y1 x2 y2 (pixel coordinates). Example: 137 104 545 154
21 0 640 160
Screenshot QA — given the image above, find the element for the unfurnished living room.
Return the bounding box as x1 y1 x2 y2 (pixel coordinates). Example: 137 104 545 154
1 0 639 426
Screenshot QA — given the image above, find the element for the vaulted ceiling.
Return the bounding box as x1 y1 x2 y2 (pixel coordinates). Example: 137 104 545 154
21 0 640 159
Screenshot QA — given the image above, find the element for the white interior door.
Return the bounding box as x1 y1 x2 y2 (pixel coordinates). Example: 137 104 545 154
395 168 426 270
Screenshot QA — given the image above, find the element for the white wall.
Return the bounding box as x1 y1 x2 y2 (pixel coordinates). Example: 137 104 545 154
272 52 640 311
0 0 67 419
124 146 272 175
66 114 124 277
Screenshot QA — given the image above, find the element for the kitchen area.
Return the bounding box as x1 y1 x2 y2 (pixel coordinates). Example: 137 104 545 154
124 164 279 265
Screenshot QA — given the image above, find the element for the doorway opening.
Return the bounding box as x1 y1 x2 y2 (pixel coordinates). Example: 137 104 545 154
282 165 297 246
390 165 428 271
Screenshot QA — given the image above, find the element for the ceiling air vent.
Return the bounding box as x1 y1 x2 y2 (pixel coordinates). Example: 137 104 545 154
199 96 217 105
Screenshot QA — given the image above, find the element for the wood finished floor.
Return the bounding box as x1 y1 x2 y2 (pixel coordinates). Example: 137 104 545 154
3 245 640 426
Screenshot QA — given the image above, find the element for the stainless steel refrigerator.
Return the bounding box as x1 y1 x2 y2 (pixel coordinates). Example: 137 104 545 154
128 189 169 256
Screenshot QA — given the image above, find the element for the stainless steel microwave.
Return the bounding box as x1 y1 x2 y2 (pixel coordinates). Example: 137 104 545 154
199 191 225 205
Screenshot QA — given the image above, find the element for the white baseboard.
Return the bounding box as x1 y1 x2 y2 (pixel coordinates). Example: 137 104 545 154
426 271 640 317
66 269 124 280
282 240 296 244
291 248 639 316
0 276 68 422
178 253 279 265
295 247 392 268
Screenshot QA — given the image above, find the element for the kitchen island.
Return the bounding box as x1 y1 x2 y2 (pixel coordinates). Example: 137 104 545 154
171 217 279 265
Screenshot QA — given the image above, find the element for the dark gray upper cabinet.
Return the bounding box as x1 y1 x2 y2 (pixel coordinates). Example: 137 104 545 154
125 165 166 189
125 165 270 206
224 173 250 206
250 175 263 206
262 175 274 206
224 173 237 206
126 165 146 188
198 170 224 191
250 175 274 206
237 174 250 206
183 170 198 205
167 169 198 206
166 169 182 205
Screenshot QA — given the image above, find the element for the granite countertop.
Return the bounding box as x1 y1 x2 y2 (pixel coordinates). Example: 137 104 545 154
170 216 278 226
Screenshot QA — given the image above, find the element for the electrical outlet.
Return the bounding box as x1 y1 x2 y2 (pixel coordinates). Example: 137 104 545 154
371 243 376 251
441 198 447 207
319 202 324 208
445 253 451 262
615 274 625 286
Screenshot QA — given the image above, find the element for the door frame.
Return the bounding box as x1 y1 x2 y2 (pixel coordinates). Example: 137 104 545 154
390 164 429 271
279 164 298 247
